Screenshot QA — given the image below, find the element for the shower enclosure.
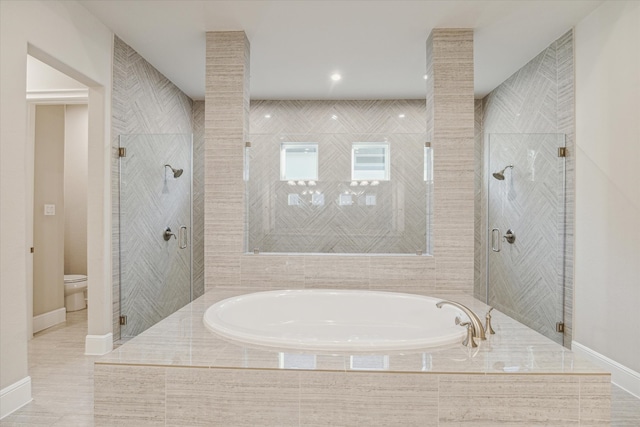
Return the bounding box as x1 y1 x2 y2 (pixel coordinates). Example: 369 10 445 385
246 133 432 255
487 133 566 344
119 134 193 338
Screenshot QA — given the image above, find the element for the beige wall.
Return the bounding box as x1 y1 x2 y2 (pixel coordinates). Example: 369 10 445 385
574 1 640 373
33 105 66 317
1 0 112 396
64 105 88 275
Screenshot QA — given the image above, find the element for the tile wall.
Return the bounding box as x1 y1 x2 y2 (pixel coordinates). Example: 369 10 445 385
192 101 205 298
248 100 427 254
205 30 475 294
474 30 575 345
111 36 203 339
94 364 610 426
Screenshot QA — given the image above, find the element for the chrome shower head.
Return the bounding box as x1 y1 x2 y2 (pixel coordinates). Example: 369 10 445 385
164 164 183 178
492 164 513 181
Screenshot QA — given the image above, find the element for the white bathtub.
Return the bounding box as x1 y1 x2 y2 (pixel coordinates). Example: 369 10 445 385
203 290 467 352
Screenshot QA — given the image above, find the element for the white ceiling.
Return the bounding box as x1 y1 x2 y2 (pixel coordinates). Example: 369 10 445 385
79 0 603 101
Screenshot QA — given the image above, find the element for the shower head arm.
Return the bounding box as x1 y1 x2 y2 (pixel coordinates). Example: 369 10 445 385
164 164 184 178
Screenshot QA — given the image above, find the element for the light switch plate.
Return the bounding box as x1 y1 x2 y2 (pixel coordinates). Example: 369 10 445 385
44 204 56 216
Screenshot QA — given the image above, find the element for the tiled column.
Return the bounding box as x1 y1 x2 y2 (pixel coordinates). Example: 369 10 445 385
204 32 250 289
426 29 475 291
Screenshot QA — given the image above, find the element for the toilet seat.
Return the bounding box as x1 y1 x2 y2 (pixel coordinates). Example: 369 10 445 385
64 274 87 284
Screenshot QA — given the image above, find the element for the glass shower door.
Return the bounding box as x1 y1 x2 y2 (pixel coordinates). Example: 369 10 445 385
487 133 566 344
119 134 192 338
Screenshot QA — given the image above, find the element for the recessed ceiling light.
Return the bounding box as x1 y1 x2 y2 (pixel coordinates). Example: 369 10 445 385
398 114 405 118
331 73 342 81
264 114 271 119
423 74 428 80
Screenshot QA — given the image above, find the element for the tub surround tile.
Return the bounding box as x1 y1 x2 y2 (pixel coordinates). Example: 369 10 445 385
96 289 609 376
165 368 300 427
94 364 166 426
94 289 611 425
438 374 582 425
299 371 439 426
579 376 612 425
6 305 628 426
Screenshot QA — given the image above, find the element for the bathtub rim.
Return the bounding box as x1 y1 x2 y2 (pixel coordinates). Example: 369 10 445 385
202 289 467 353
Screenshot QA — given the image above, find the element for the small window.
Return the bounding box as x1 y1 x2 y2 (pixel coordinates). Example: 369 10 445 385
352 143 389 181
280 143 318 181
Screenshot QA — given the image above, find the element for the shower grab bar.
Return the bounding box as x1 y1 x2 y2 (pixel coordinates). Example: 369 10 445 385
179 226 187 249
491 228 501 252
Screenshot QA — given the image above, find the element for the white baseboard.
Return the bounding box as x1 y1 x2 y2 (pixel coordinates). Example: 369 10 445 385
0 376 32 419
32 307 66 333
85 332 113 356
572 341 640 398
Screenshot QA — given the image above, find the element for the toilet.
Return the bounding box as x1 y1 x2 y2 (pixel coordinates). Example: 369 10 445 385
64 274 88 312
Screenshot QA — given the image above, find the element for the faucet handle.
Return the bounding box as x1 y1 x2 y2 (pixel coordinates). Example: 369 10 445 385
459 321 477 348
485 307 496 335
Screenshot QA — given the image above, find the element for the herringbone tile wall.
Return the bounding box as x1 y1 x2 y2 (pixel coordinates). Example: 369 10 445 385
487 133 566 345
248 100 427 254
474 30 575 345
112 36 201 339
119 135 192 337
193 101 205 299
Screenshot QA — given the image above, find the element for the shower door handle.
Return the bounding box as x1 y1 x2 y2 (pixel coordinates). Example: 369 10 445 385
491 228 501 252
179 226 188 249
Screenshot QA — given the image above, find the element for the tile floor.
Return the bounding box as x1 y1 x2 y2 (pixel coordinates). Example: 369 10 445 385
1 309 639 426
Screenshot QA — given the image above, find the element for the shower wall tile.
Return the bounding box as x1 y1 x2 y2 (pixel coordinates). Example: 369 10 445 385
248 101 427 255
473 99 486 301
111 36 199 340
475 30 574 346
193 101 205 299
118 135 192 336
